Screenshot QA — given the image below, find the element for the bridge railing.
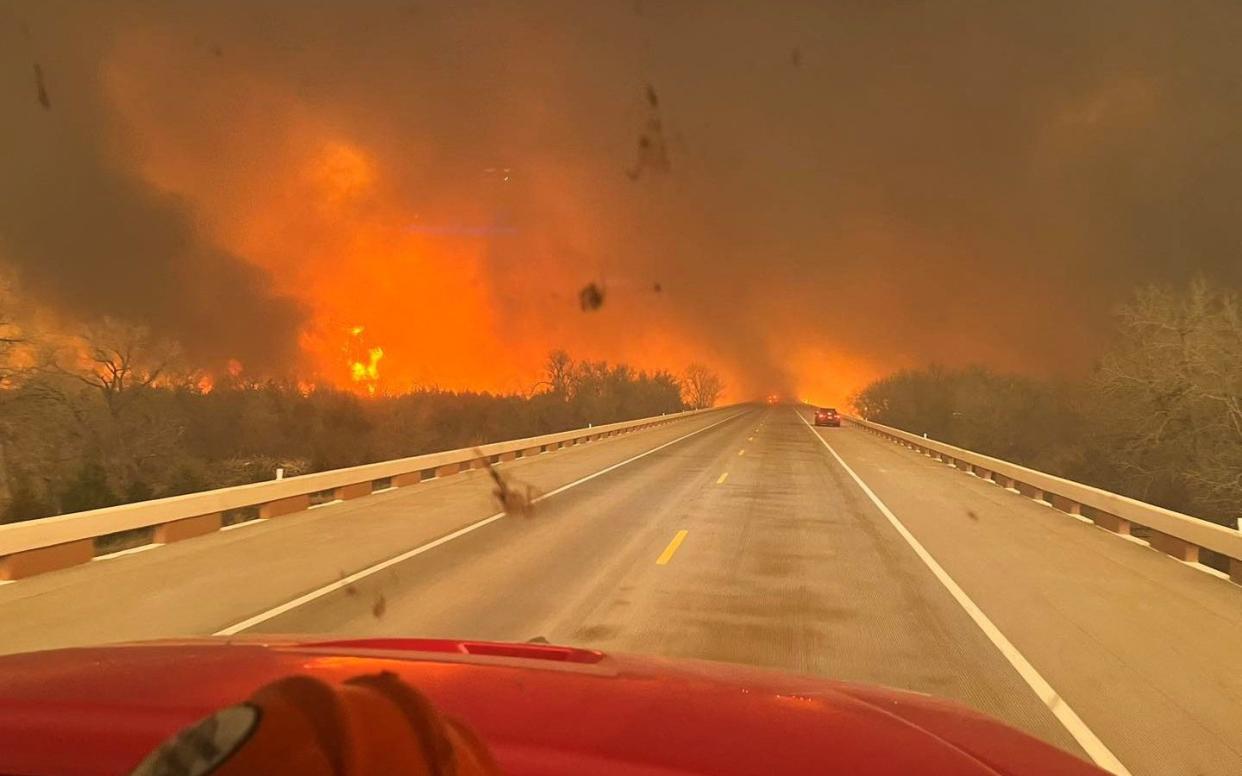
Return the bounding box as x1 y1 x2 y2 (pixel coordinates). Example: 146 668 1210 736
846 415 1242 585
0 407 725 581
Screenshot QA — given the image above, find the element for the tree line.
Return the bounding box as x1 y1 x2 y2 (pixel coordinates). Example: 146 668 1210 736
851 278 1242 529
0 316 724 523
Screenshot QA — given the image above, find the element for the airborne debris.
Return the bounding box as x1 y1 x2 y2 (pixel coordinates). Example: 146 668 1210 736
791 48 802 67
210 44 223 58
475 448 541 517
579 282 605 311
32 64 50 110
652 282 663 293
965 509 980 521
372 592 387 619
626 83 671 180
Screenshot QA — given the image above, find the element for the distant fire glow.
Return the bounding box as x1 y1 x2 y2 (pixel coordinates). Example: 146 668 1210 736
345 326 384 395
351 347 384 393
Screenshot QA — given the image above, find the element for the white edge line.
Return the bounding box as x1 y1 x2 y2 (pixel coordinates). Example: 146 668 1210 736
221 518 268 532
1183 560 1230 581
214 409 746 637
795 409 1132 776
93 543 162 561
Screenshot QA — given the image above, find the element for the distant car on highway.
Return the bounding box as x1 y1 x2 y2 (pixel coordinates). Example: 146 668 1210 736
814 407 841 427
0 637 1109 776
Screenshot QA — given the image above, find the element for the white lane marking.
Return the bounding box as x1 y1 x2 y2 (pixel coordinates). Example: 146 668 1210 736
221 519 268 532
795 410 1131 776
215 410 748 636
93 543 161 561
1184 561 1230 581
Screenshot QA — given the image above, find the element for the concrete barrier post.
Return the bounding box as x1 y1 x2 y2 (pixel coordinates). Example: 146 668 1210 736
1091 512 1132 535
0 539 94 580
1148 530 1200 563
393 471 422 487
260 495 311 519
337 482 372 500
154 512 222 543
435 463 461 478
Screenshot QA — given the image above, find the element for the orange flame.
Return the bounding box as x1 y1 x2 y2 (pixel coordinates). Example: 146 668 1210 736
350 346 384 394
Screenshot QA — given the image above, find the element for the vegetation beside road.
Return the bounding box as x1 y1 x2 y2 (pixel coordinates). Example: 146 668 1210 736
0 331 721 523
853 279 1242 528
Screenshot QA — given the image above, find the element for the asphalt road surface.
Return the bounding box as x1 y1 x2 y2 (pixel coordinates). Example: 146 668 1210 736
2 405 1239 776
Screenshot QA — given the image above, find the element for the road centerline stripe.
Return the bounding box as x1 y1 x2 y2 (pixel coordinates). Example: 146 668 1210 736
716 472 729 484
656 530 688 565
794 409 1130 776
214 409 748 636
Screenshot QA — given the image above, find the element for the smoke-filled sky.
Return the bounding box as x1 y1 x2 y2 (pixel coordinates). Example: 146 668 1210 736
3 1 1241 403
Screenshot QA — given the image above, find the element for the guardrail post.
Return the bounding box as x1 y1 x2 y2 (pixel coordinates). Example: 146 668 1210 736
1148 530 1200 563
393 472 422 487
336 482 372 500
260 495 311 519
0 540 94 580
154 513 222 543
1091 512 1132 536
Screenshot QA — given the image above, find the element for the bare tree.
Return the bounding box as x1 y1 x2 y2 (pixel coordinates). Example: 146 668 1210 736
544 349 573 397
683 363 724 409
48 317 181 417
1091 278 1242 521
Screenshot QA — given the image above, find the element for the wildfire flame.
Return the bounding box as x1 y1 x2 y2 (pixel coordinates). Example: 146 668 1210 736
350 346 384 392
345 325 383 394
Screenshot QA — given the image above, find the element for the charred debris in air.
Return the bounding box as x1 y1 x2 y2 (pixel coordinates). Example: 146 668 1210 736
626 83 670 181
32 63 50 110
474 448 540 518
579 282 606 312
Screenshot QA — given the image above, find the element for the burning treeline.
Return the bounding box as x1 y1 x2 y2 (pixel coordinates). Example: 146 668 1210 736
0 306 722 524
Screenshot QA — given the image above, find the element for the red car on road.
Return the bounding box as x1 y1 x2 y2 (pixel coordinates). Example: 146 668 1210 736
0 637 1108 776
814 407 842 427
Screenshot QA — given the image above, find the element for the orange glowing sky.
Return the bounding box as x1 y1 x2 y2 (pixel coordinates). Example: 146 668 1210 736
96 23 775 400
6 2 1241 409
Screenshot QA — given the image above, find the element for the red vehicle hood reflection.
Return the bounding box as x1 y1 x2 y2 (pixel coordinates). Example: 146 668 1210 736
0 637 1106 776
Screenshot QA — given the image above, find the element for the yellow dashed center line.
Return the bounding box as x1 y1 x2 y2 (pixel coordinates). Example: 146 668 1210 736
738 449 745 456
656 530 688 565
716 472 729 484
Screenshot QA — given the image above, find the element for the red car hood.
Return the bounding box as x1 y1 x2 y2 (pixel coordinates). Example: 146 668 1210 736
0 637 1104 776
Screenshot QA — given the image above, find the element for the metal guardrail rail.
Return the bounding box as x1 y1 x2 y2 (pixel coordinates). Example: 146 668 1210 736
847 415 1242 585
0 407 726 580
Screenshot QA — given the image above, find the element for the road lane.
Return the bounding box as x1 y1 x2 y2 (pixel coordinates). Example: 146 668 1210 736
821 410 1242 776
7 402 1230 774
250 405 1086 762
0 408 748 655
